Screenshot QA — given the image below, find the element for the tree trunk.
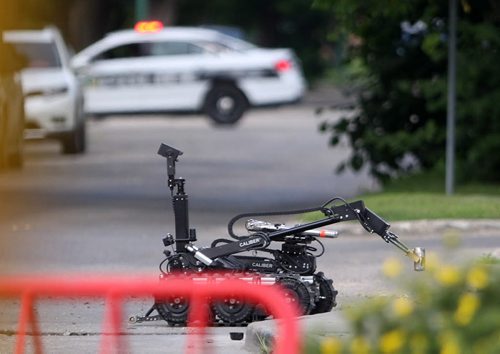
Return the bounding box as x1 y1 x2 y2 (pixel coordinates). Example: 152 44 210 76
67 0 106 51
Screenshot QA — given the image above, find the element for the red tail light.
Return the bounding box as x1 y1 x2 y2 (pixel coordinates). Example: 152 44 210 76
274 59 292 72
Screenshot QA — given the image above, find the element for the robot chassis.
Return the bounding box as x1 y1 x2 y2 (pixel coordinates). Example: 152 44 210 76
131 144 425 326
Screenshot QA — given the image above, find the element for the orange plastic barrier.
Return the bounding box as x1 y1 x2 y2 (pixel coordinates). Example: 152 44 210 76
0 275 301 354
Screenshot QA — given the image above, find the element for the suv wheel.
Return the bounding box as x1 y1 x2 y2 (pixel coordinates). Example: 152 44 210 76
62 122 86 154
62 101 86 154
203 84 248 125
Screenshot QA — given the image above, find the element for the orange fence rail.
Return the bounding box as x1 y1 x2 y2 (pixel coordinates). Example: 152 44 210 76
0 275 301 354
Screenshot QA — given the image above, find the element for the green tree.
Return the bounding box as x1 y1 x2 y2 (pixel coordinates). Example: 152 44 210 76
316 0 500 183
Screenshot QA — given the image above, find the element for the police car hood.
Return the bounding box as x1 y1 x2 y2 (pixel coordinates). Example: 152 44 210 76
19 68 72 94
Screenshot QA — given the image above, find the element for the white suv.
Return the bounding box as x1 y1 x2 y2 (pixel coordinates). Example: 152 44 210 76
4 27 86 154
71 25 306 124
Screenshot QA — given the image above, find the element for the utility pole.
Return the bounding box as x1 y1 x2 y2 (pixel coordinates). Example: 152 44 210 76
135 0 150 21
446 0 457 195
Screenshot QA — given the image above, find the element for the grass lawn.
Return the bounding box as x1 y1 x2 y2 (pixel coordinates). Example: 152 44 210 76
358 172 500 220
358 192 500 220
308 172 500 221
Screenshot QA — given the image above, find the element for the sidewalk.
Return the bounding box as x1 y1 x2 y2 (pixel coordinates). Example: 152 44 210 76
245 311 350 353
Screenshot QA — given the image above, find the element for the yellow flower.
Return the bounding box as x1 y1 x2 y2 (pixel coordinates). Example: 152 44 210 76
466 266 489 289
392 297 414 317
379 329 405 354
441 340 460 354
382 257 403 278
320 337 342 354
454 292 480 326
439 332 460 354
435 265 460 286
350 336 371 354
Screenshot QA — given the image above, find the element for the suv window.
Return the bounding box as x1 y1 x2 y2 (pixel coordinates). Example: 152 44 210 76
11 41 60 68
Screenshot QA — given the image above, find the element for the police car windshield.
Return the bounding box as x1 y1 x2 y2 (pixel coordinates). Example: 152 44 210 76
11 42 61 68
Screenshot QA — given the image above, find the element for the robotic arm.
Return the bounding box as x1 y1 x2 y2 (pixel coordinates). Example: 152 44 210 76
326 200 426 271
279 200 425 270
185 199 425 271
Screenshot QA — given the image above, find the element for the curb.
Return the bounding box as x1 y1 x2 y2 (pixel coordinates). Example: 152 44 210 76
244 311 350 353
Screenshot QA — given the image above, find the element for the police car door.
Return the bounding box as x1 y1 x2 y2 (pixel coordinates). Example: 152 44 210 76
81 40 208 114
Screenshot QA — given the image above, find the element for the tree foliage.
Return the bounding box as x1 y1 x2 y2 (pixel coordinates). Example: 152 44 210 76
316 0 500 183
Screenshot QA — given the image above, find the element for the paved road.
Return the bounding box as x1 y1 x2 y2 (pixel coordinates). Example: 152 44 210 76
0 106 374 275
0 106 373 353
0 106 498 353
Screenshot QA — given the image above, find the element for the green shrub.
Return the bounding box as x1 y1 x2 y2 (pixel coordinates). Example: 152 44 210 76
305 255 500 353
315 0 500 183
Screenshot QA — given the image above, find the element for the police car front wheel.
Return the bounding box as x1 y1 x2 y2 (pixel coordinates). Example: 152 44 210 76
203 84 248 125
61 122 86 155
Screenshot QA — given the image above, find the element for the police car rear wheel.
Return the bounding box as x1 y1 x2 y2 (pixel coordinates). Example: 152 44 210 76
204 84 247 125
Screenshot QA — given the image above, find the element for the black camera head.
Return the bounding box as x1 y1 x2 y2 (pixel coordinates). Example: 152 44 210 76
158 144 183 178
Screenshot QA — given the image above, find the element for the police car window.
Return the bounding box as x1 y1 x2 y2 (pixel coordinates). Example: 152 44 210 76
97 43 150 60
10 42 61 68
150 42 204 56
216 35 256 52
195 39 255 53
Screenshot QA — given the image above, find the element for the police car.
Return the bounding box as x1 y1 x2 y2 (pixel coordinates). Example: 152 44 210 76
71 23 306 124
3 27 86 154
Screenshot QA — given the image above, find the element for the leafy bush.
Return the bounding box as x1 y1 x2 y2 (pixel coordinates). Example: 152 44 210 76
315 0 500 183
305 255 500 353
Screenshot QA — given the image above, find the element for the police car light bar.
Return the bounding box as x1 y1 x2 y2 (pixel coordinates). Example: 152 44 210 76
134 21 164 33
